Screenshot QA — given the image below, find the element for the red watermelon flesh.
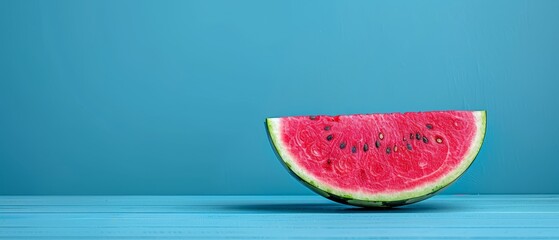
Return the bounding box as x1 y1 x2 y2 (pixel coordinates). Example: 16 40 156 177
266 110 486 207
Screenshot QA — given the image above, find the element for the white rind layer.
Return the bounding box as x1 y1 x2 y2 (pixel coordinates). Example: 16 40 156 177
266 111 486 203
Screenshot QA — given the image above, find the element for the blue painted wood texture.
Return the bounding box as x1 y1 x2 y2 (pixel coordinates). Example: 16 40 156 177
0 195 557 239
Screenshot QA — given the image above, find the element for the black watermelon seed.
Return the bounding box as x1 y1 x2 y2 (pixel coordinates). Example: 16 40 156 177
407 143 412 150
386 147 391 154
375 140 381 148
416 132 421 140
324 126 331 131
352 146 357 153
426 124 433 129
363 144 369 152
326 134 333 141
340 142 346 149
422 136 429 143
309 116 318 120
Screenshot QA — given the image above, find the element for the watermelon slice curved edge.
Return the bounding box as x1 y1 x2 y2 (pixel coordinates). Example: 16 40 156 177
266 110 486 207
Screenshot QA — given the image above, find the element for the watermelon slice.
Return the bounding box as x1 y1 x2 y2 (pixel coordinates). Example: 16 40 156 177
266 110 486 207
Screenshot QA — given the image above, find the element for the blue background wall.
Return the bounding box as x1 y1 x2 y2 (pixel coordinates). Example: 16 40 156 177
1 0 558 195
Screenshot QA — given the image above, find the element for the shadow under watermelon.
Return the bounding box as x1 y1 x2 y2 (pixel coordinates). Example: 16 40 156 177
223 201 462 214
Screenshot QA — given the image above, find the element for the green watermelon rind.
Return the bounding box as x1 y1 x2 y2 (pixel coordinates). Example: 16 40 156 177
266 111 486 207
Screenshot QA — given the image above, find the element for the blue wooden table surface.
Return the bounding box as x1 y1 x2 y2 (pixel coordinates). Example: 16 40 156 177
0 195 557 239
